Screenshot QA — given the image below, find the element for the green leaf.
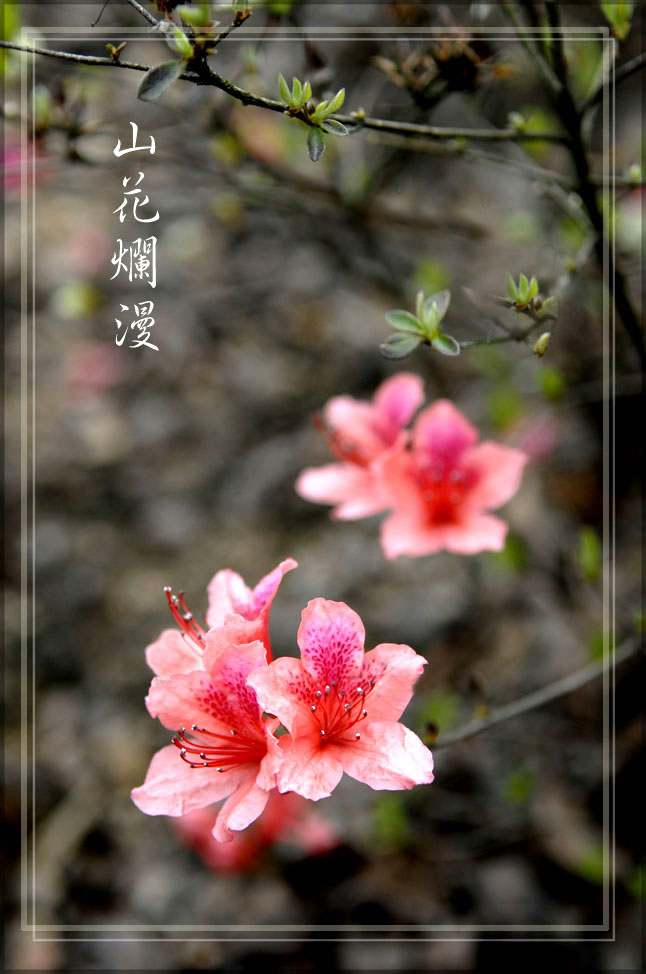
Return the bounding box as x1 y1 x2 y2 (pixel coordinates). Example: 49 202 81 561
506 272 519 301
503 768 535 805
321 118 348 136
529 277 539 299
431 333 461 356
422 689 460 732
577 526 602 583
302 80 312 102
423 288 451 323
374 795 409 848
380 333 422 360
137 59 185 102
172 27 193 58
415 290 425 321
310 99 329 123
306 127 326 162
292 76 302 104
518 273 530 303
385 310 423 335
278 72 291 104
177 3 210 26
325 87 345 114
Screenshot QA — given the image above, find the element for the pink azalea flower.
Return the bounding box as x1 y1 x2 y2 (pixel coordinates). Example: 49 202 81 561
131 631 283 842
172 790 340 873
247 599 434 802
145 558 297 676
379 400 528 558
295 372 424 520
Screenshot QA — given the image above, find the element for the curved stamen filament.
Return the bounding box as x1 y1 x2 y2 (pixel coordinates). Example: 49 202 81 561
164 587 207 650
311 680 375 743
172 725 267 771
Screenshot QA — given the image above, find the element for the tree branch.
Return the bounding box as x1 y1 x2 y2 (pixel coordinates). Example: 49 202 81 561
434 637 640 750
0 39 569 146
582 51 646 114
124 0 158 27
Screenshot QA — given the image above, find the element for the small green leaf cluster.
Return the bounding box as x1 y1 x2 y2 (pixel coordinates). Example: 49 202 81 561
310 88 347 134
600 1 634 41
380 289 460 360
278 74 312 112
505 272 555 319
177 1 211 27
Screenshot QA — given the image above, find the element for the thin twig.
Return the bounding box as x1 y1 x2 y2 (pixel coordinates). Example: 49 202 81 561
0 40 568 146
582 51 646 113
124 0 158 27
501 1 561 94
434 637 640 750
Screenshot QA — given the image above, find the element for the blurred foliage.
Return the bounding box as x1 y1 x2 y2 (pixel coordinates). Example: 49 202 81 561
576 526 602 583
421 688 460 733
373 794 410 849
412 257 450 297
487 381 524 431
502 766 535 805
575 841 605 885
486 532 528 575
536 365 565 401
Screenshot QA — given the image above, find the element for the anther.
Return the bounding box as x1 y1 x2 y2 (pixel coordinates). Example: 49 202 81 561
320 730 325 737
331 680 337 686
362 709 368 717
199 752 206 760
369 680 375 687
325 685 331 696
355 733 361 740
163 585 172 593
230 729 236 735
339 691 345 698
191 723 198 730
344 703 351 712
311 705 317 712
357 687 364 696
316 690 322 699
217 767 223 773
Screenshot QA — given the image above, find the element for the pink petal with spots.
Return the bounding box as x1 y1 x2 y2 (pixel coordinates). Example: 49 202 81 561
360 643 427 722
297 598 365 687
335 722 434 791
146 670 248 734
246 656 314 737
145 628 204 678
131 744 247 817
205 559 296 654
212 776 272 843
296 463 390 520
413 400 478 464
276 735 344 801
373 372 424 438
461 441 528 510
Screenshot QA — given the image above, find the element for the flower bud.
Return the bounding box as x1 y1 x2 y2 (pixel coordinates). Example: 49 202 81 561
533 332 551 357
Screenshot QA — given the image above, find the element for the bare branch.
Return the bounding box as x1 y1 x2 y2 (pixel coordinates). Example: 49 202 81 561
434 637 640 750
124 0 158 27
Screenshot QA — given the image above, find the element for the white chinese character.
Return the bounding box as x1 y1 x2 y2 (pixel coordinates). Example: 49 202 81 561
113 121 155 157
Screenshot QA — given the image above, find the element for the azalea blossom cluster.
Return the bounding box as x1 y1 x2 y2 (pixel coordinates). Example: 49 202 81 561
132 560 434 843
296 373 528 558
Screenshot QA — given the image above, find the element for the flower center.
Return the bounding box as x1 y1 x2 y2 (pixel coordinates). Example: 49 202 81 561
309 679 376 745
414 460 477 525
173 723 267 771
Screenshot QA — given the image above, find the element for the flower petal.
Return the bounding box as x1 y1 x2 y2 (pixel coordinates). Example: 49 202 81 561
201 638 267 729
335 722 434 791
324 396 386 457
295 463 390 520
252 558 298 614
246 656 313 735
441 513 508 553
413 400 478 464
276 735 344 801
380 511 452 559
462 441 527 510
297 598 365 686
146 669 253 734
145 628 203 677
373 372 424 437
360 643 427 722
212 776 271 843
131 744 245 817
205 569 252 628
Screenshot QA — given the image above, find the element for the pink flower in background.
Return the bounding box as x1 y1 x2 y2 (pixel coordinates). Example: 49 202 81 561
296 372 424 520
145 558 297 677
173 790 340 873
2 140 49 196
379 400 528 558
248 599 434 802
131 632 283 842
